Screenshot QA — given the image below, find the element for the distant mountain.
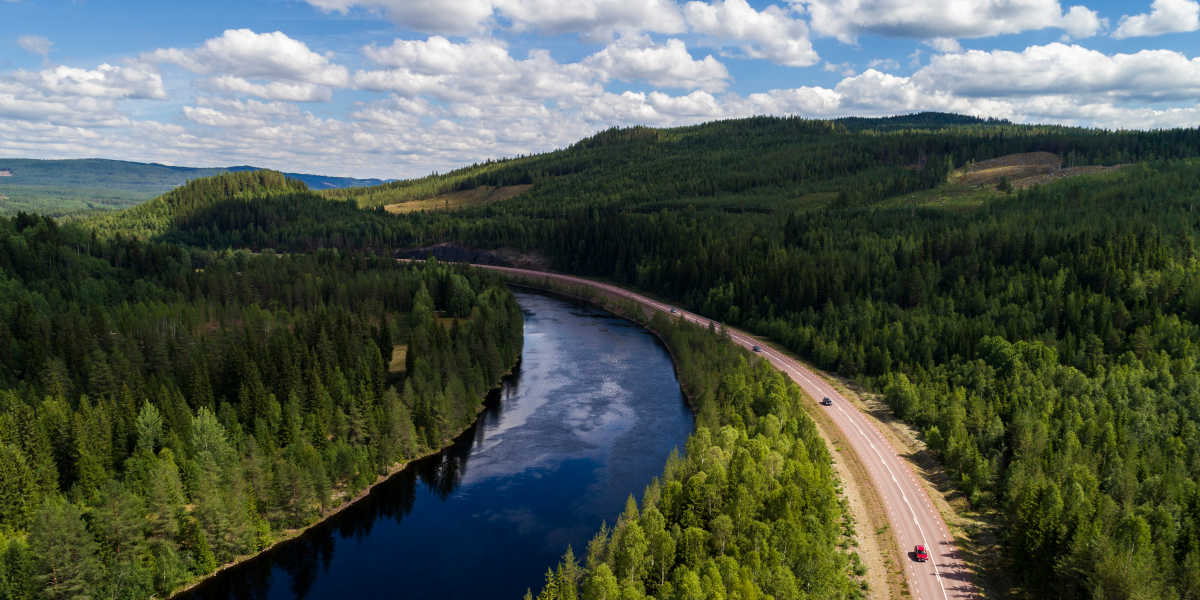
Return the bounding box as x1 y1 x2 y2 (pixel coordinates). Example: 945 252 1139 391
0 158 387 216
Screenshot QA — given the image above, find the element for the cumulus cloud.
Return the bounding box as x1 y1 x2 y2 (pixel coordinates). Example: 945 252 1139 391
685 0 818 67
802 0 1106 42
1061 5 1107 38
306 0 685 39
1113 0 1200 38
12 63 166 99
17 35 52 59
355 36 598 101
207 75 333 102
912 43 1200 101
584 37 730 91
147 29 348 101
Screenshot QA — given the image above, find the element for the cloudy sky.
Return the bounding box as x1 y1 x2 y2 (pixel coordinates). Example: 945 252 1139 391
2 0 1199 178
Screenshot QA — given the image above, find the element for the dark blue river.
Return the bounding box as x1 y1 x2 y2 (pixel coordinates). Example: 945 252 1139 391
183 290 693 600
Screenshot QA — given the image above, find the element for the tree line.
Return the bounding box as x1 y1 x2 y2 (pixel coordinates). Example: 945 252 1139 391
0 212 522 599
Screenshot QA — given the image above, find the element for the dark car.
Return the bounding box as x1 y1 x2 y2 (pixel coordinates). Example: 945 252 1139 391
820 397 832 406
914 545 929 562
752 345 761 352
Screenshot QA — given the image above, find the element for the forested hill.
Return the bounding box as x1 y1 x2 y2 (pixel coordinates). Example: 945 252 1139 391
321 112 1200 214
0 158 385 217
0 212 523 598
93 113 1200 600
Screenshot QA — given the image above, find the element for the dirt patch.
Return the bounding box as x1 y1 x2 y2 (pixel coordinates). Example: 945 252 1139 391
384 184 532 214
954 152 1128 192
388 344 407 374
954 152 1060 188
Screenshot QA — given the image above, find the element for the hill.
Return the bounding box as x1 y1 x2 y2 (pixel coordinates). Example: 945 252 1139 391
0 158 386 216
100 113 1200 600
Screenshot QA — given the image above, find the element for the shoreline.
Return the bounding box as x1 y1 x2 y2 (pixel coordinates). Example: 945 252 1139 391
166 357 521 599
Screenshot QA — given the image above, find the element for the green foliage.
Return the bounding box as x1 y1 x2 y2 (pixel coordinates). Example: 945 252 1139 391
0 214 522 598
503 159 1200 599
56 114 1200 599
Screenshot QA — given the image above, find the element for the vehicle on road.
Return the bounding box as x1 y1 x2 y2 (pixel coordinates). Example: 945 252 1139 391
914 545 929 562
752 345 761 352
669 307 677 313
820 397 832 406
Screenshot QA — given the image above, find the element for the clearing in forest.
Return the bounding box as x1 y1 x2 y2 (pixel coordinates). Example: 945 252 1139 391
886 152 1128 209
383 184 532 214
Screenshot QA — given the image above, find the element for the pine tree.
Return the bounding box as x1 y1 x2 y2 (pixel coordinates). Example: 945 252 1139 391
28 497 104 600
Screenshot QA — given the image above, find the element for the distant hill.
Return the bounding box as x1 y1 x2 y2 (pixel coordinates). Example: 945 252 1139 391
0 158 387 216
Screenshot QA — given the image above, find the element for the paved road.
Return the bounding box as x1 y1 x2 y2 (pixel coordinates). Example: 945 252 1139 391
479 265 979 600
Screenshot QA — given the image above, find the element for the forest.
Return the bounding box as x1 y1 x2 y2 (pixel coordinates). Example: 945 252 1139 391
11 112 1196 599
0 209 522 599
130 114 1200 599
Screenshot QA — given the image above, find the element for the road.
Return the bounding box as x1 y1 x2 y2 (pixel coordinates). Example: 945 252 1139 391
478 264 979 600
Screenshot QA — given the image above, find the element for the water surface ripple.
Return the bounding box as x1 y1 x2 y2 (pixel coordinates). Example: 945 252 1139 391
183 290 693 600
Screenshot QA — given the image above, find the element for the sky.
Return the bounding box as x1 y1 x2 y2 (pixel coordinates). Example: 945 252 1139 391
2 0 1199 178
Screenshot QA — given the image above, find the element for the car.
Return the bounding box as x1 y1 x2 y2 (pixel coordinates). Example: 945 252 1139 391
752 345 761 352
820 397 832 406
914 545 929 562
669 307 677 314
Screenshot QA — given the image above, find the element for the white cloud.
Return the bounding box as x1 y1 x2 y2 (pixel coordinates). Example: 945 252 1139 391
147 29 348 102
207 75 332 102
17 35 52 58
912 43 1200 101
925 37 962 53
867 57 900 71
823 61 855 76
494 0 687 39
584 37 730 91
11 63 166 100
582 90 724 126
305 0 686 39
731 86 842 115
355 36 598 101
685 0 818 67
1061 5 1107 38
802 0 1106 42
1113 0 1200 38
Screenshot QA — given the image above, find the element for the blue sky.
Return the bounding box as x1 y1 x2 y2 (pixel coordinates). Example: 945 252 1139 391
2 0 1199 178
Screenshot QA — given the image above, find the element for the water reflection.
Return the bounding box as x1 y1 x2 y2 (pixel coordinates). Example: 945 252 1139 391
181 291 692 600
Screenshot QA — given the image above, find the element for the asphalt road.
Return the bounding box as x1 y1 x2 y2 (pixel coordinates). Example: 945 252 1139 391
479 264 979 600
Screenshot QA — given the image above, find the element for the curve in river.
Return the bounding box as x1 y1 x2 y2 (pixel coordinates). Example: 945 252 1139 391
181 290 693 600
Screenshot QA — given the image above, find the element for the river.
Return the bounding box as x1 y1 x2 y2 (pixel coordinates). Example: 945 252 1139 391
182 289 694 600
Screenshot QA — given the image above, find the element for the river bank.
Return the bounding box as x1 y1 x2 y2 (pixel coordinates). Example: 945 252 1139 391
166 357 522 600
173 289 693 600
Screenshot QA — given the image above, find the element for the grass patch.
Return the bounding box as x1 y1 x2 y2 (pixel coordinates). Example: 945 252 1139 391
383 184 532 214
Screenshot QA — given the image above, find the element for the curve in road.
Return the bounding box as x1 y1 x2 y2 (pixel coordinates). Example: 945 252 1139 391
479 265 979 600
